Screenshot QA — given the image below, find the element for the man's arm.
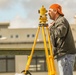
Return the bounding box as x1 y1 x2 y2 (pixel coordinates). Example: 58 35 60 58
54 22 67 38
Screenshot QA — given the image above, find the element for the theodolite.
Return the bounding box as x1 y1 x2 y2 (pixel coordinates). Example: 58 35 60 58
38 5 48 26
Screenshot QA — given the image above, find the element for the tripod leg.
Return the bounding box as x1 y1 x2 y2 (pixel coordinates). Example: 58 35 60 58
46 27 53 56
23 26 40 74
42 26 52 75
46 26 56 75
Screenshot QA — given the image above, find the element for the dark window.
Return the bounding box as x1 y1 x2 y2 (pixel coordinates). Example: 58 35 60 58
0 35 2 38
16 35 19 38
29 55 47 72
32 34 35 37
27 34 30 37
10 35 13 38
0 55 15 73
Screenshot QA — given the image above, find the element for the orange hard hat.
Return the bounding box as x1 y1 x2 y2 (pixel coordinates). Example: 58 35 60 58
49 4 64 16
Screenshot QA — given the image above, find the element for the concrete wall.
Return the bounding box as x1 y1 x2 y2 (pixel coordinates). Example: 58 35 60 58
15 55 27 73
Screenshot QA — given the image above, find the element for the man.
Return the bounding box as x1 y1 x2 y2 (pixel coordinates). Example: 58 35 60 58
48 4 76 75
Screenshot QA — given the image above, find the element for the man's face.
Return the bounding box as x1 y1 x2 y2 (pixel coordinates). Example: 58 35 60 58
48 9 56 20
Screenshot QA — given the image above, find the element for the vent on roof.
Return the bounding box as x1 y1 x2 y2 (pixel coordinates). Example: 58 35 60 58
0 22 9 29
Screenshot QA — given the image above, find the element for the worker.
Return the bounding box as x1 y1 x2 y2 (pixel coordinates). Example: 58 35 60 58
48 3 76 75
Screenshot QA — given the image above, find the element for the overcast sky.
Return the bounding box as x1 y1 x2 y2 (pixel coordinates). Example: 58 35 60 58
0 0 76 28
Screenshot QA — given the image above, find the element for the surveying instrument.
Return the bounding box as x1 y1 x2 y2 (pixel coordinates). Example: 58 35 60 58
22 6 57 75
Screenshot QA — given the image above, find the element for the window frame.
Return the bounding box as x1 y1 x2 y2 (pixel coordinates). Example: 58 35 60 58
29 55 47 72
0 55 15 73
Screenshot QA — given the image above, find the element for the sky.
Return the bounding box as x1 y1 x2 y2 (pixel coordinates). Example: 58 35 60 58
0 0 76 28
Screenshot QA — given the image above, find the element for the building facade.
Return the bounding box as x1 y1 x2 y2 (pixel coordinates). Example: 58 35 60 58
0 22 76 75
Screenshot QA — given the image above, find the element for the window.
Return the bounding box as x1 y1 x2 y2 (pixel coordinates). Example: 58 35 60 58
0 35 2 38
10 35 13 38
16 35 19 38
32 34 35 37
27 34 30 37
29 55 47 72
0 55 15 73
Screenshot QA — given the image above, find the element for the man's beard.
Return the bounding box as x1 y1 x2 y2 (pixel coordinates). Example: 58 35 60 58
49 15 53 20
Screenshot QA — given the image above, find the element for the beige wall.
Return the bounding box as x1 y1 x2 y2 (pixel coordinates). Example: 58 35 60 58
0 25 76 50
15 55 27 73
0 73 15 75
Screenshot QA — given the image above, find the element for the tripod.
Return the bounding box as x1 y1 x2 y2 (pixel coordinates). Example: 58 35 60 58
22 24 56 75
22 6 57 75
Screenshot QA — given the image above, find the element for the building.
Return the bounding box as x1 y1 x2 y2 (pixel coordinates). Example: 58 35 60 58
0 22 76 75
